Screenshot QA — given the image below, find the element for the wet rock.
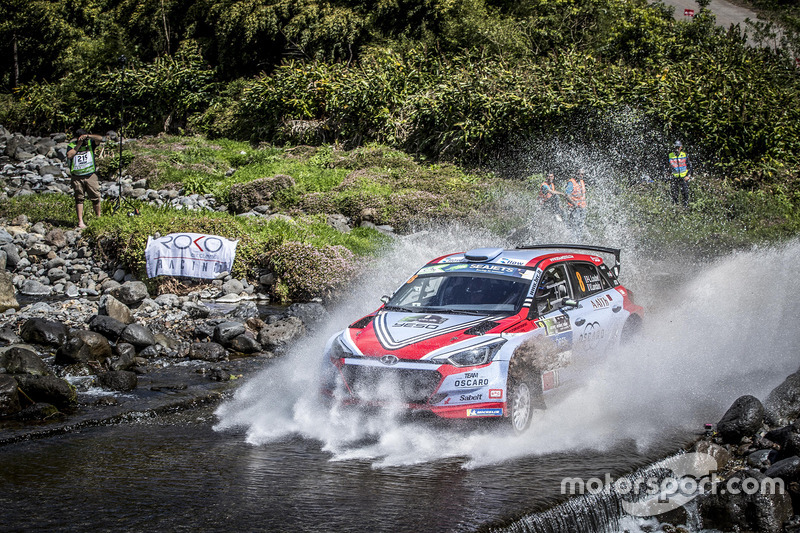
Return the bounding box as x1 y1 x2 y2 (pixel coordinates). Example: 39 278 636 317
189 342 227 362
20 318 68 347
108 280 149 306
229 301 258 319
258 316 305 349
4 346 51 375
55 330 113 365
748 449 777 469
288 302 328 329
222 279 244 295
138 345 160 358
15 374 77 408
88 314 127 340
0 374 21 416
111 343 137 371
0 327 22 345
214 321 246 345
182 301 210 319
717 395 765 444
119 323 156 348
698 468 793 533
765 456 800 483
0 270 20 312
99 294 133 324
96 370 137 392
765 370 800 425
194 322 215 340
20 279 52 297
16 402 61 420
229 333 261 354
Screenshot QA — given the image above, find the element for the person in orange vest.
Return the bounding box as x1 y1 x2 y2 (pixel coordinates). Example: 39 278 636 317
538 172 564 221
564 169 587 239
667 140 693 207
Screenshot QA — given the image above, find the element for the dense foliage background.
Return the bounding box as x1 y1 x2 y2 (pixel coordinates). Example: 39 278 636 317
2 0 799 179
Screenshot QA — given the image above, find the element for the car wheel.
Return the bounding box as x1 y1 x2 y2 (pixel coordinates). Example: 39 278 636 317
620 315 642 345
507 363 545 434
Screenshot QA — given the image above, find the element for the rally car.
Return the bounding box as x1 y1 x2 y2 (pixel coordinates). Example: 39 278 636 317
320 245 643 433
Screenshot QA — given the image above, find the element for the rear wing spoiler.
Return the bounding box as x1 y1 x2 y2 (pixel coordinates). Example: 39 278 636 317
516 244 622 277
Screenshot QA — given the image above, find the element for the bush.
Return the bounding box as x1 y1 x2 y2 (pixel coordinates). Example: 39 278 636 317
269 241 359 303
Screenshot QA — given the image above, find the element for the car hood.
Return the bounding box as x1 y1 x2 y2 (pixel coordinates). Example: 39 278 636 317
347 311 507 360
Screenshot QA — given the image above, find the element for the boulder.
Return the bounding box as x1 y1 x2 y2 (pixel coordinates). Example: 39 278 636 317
0 270 20 312
764 456 800 483
0 327 22 345
0 375 21 416
229 333 261 354
88 314 127 340
98 294 133 324
4 346 51 375
765 370 800 425
16 402 60 420
55 330 113 365
20 318 68 347
717 395 765 444
288 302 328 328
182 301 210 318
15 374 76 408
111 343 136 371
43 228 67 248
189 342 227 362
19 279 52 297
2 243 20 268
119 323 156 348
96 371 137 392
108 281 149 306
258 316 305 349
698 469 793 533
230 301 259 320
222 279 244 296
213 321 246 345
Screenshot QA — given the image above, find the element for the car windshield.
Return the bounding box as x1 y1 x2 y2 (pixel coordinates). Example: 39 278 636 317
386 273 529 315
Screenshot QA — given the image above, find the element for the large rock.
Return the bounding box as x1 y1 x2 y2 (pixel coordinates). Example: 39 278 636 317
189 342 227 362
213 321 246 345
3 346 51 375
698 469 793 533
258 316 305 349
182 301 210 319
717 395 765 444
288 302 328 328
44 228 67 248
88 314 127 340
229 333 261 354
98 294 133 324
0 375 21 416
765 370 800 425
55 330 113 365
20 318 68 347
96 371 137 392
764 456 800 483
111 343 136 371
0 270 20 312
19 279 52 297
15 375 76 408
108 281 149 306
119 323 156 348
2 243 20 268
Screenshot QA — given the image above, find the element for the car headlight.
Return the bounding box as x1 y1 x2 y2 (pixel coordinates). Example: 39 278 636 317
432 340 506 367
328 335 355 361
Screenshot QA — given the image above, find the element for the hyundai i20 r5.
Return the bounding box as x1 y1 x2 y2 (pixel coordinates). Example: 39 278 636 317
320 245 643 433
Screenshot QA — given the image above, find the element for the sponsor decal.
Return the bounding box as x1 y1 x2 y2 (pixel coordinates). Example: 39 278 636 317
527 269 543 297
590 256 603 264
438 256 466 263
380 355 399 365
535 315 572 336
521 270 535 280
576 272 586 293
503 321 532 334
454 372 490 388
459 393 483 402
498 257 527 266
583 273 603 292
489 389 503 399
590 297 610 309
393 314 447 329
469 264 516 274
374 313 499 351
467 408 504 417
549 254 574 261
578 321 605 350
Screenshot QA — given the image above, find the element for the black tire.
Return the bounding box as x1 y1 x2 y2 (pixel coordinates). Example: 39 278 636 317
507 362 545 434
620 315 642 346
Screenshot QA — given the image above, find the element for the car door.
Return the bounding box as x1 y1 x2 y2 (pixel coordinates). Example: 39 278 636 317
566 261 623 357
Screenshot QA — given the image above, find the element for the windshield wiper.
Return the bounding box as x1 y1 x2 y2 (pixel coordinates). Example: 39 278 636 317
382 305 415 312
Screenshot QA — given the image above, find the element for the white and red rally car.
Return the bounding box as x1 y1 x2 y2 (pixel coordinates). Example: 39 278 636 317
321 245 643 433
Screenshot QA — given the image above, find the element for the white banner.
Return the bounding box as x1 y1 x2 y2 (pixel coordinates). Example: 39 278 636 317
145 233 238 279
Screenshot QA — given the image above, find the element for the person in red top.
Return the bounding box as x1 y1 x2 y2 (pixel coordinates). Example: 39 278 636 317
564 169 587 239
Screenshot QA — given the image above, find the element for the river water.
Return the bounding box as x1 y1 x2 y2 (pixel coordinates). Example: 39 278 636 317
3 223 800 531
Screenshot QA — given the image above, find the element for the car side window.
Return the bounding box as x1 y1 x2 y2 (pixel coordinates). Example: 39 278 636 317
535 265 571 315
570 262 610 299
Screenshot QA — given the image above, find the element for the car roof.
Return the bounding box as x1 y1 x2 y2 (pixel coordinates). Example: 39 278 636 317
428 245 621 271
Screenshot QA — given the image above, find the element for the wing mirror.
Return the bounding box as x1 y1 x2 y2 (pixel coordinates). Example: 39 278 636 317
561 298 578 308
380 295 390 304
